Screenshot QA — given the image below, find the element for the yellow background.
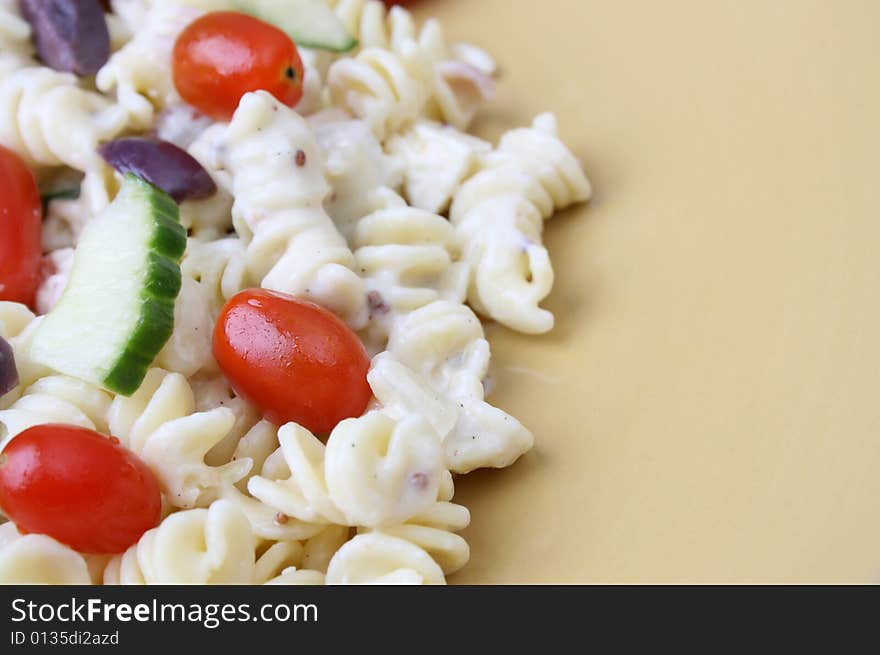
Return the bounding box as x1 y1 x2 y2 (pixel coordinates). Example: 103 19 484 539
412 0 880 583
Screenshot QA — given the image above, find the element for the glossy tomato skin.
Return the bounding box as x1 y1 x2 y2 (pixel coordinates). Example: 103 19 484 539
0 145 42 308
173 11 304 120
214 289 372 435
0 424 162 554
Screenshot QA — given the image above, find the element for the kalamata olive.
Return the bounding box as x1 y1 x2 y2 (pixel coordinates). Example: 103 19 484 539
98 137 217 203
20 0 110 76
0 336 19 398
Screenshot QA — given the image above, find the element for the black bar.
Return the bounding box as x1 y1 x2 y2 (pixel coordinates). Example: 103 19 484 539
0 585 871 650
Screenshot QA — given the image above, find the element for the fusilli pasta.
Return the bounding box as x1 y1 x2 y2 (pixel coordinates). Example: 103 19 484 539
0 0 33 76
189 371 259 466
215 90 368 328
247 411 450 532
179 236 250 315
325 411 445 528
107 368 253 508
325 532 445 585
450 113 592 334
0 375 112 450
42 163 120 251
219 420 331 542
371 300 535 473
155 275 216 378
103 499 255 584
97 0 233 129
352 188 468 352
0 522 92 585
327 40 432 141
386 119 490 214
328 0 495 130
311 115 401 236
0 67 127 171
0 301 47 408
362 474 470 575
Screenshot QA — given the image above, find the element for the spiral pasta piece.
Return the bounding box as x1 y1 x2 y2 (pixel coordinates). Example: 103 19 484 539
215 91 368 328
330 0 405 52
0 67 127 171
253 533 335 585
387 120 490 214
0 300 34 341
179 188 235 241
103 500 255 584
220 421 335 542
247 422 348 526
0 375 112 450
371 300 534 473
247 410 449 533
311 117 401 236
104 0 143 51
189 372 260 466
110 0 151 36
325 411 444 528
300 524 350 573
253 540 305 584
450 113 592 333
0 523 92 585
180 237 250 314
42 163 120 251
327 41 432 141
157 236 252 378
265 568 326 585
326 533 444 585
328 0 495 130
97 0 233 129
108 368 253 508
352 188 468 352
367 353 458 442
295 47 327 116
0 0 34 75
427 58 495 131
367 499 470 576
0 302 48 409
155 276 215 378
330 0 495 72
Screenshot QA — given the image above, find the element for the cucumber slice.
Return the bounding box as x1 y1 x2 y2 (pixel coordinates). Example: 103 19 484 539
235 0 357 53
30 174 185 396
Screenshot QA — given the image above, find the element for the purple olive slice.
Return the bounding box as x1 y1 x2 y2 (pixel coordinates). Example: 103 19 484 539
20 0 110 76
0 336 19 398
98 137 217 204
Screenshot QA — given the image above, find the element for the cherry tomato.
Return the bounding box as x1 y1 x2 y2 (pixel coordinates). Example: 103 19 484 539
173 11 304 121
0 424 162 554
213 289 372 435
0 146 42 308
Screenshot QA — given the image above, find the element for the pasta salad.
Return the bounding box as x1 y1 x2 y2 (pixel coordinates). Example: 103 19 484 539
0 0 591 585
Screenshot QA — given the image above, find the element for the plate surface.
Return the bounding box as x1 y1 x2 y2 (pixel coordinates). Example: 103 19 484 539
414 0 880 583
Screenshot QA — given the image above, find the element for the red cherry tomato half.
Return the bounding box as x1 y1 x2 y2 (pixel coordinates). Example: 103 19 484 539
173 11 304 121
0 145 42 308
0 424 162 554
213 289 372 435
